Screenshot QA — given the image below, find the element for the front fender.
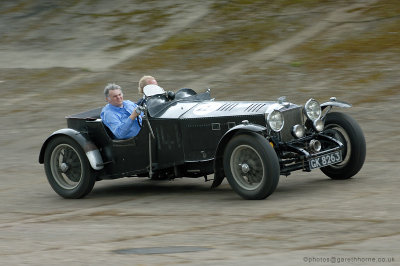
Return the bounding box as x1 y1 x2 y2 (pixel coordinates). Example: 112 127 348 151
38 128 104 170
321 97 352 110
211 123 267 188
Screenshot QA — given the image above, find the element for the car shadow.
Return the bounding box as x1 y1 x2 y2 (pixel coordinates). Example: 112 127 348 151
87 176 358 201
88 178 234 199
275 176 357 195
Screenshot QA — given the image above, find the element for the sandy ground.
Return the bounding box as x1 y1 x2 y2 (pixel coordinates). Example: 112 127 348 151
0 1 399 265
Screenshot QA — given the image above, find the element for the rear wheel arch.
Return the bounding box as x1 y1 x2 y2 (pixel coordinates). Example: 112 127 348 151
43 135 96 198
39 129 103 170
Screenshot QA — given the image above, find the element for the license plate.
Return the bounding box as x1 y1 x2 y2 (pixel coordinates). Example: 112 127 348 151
309 151 342 169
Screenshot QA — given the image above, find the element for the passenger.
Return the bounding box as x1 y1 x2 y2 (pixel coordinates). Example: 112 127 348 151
101 83 144 139
137 75 158 105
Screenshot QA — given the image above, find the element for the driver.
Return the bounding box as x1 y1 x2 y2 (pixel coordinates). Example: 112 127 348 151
137 75 158 105
101 83 144 139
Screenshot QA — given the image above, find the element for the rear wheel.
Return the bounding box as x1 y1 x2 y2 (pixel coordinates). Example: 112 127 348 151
223 133 280 200
321 112 366 179
44 136 96 198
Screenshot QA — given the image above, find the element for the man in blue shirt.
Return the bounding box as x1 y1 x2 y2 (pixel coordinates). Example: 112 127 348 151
101 83 144 139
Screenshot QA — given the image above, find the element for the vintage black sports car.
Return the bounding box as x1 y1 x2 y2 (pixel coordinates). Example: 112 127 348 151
39 85 366 200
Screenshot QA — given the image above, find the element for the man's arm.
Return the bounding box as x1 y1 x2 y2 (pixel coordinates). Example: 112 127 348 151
101 106 143 139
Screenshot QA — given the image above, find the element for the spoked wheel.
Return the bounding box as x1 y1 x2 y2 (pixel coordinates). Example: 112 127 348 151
223 133 280 200
44 136 96 198
230 145 264 190
321 112 366 180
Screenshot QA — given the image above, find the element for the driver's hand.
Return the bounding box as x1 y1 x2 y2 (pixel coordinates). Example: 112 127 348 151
135 106 146 115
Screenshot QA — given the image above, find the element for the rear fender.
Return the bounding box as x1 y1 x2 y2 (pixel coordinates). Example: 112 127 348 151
211 123 267 188
38 128 104 170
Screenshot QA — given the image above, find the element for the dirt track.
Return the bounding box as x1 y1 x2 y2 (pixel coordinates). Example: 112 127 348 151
0 1 399 265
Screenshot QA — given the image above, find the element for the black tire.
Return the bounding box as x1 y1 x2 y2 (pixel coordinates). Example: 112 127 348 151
44 136 96 198
321 112 366 180
223 133 280 200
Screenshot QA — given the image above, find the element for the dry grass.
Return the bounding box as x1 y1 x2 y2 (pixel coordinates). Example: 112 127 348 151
115 0 335 72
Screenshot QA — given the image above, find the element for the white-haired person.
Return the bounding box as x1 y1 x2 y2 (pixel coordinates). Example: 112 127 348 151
137 75 158 105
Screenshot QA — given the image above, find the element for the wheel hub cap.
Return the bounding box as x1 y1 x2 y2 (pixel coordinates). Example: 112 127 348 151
60 162 69 173
239 163 250 174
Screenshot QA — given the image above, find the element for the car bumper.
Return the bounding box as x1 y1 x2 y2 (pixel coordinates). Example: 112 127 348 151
278 134 344 175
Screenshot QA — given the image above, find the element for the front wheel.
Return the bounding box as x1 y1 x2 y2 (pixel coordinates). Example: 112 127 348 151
44 136 96 198
321 112 366 179
223 133 280 200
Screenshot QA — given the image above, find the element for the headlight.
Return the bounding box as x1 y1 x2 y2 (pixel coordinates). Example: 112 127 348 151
313 119 324 132
304 98 321 121
267 110 284 132
292 124 305 138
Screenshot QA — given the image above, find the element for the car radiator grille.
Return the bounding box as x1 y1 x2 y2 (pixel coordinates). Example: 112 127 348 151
280 107 303 142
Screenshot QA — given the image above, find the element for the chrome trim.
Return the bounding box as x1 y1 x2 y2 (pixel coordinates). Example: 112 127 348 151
86 150 104 170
